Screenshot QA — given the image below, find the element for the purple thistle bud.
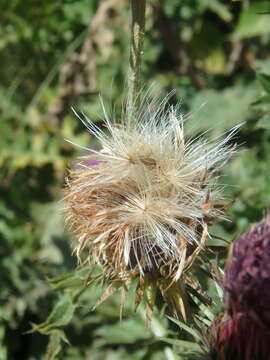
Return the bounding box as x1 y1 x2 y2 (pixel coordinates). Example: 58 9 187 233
225 215 270 329
210 312 270 360
208 216 270 359
182 218 270 359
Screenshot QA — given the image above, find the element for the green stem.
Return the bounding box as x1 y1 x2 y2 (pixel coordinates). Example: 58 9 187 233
127 0 146 124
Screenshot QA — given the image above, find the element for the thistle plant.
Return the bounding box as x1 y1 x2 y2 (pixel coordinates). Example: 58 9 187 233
64 96 238 323
63 0 238 325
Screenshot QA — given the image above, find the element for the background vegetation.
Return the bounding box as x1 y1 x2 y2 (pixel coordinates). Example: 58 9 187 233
1 0 270 359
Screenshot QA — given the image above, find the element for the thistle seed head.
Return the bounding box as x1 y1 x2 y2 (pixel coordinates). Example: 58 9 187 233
64 95 237 320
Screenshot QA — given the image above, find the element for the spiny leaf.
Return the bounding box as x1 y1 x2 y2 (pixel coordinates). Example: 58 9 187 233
257 73 270 94
92 282 122 311
28 293 75 335
45 330 68 360
159 337 202 352
46 293 75 326
167 316 201 342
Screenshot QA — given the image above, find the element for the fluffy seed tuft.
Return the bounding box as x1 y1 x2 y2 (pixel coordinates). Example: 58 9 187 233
64 94 237 321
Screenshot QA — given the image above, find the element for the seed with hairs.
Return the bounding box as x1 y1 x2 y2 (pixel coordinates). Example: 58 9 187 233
64 95 238 321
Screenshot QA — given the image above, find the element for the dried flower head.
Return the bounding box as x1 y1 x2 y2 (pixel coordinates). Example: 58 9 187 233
225 215 270 329
64 94 237 322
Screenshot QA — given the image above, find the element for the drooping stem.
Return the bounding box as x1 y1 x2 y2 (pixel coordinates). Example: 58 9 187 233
126 0 146 124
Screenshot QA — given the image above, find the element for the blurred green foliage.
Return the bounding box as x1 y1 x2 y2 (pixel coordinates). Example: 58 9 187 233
1 0 270 359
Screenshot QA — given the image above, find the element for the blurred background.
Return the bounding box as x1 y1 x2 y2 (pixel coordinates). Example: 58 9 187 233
1 0 270 359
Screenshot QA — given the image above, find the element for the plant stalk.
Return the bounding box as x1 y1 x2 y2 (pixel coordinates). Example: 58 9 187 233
127 0 146 124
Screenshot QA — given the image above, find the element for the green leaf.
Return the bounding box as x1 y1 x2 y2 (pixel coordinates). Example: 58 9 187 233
233 2 270 39
45 330 68 360
30 293 75 335
49 267 89 291
189 86 255 134
255 114 270 129
160 337 202 352
199 0 232 22
94 319 153 344
167 316 201 342
257 74 270 93
251 94 270 105
46 293 75 327
214 278 224 301
256 59 270 76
